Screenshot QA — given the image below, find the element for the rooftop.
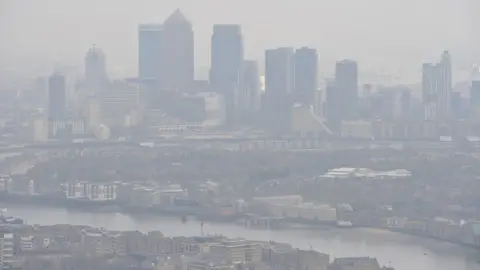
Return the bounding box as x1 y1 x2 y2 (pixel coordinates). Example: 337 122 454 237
164 9 191 26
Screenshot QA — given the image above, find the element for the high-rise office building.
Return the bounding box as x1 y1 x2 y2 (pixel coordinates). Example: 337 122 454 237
138 24 163 83
264 47 295 132
85 45 109 91
422 51 453 121
335 60 358 121
438 51 452 119
265 47 295 99
240 60 261 114
210 24 243 91
470 80 480 119
48 73 66 120
294 47 318 105
161 9 194 91
471 81 480 106
209 24 244 123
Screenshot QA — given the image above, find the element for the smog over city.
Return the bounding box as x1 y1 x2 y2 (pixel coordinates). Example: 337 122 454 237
0 1 480 270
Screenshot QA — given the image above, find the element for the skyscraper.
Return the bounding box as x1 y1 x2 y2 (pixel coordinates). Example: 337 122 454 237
335 60 358 121
85 45 109 91
264 47 295 132
48 73 66 120
239 60 261 115
265 47 295 99
294 47 318 105
209 24 244 123
471 80 480 106
161 9 194 91
138 24 163 83
422 51 453 121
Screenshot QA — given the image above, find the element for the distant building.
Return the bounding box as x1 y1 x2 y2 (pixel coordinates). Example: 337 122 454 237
422 51 452 122
161 9 194 91
264 47 295 133
335 60 358 121
179 93 226 127
66 182 117 201
470 80 480 119
294 47 318 106
208 239 262 263
49 118 86 139
32 117 49 143
239 60 261 115
0 233 14 268
48 73 66 121
99 80 142 128
138 24 163 84
330 257 381 270
209 24 243 123
84 45 109 91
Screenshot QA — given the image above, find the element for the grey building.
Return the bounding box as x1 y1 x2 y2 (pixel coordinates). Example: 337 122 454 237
85 45 109 91
48 73 66 120
209 24 244 123
161 9 194 91
422 51 452 121
240 60 261 115
138 24 163 83
335 59 358 121
471 81 480 106
265 47 295 99
264 47 295 133
294 47 318 105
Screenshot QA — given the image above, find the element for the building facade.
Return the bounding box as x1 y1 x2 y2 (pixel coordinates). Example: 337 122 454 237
209 24 244 123
48 73 66 121
294 47 318 106
161 9 194 91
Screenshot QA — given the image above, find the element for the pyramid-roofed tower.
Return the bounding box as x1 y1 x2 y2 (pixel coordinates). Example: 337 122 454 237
164 9 191 26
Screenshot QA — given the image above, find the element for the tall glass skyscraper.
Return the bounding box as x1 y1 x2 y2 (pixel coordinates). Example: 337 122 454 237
138 24 163 83
161 9 194 91
294 47 318 105
48 73 66 121
209 24 244 123
335 60 358 121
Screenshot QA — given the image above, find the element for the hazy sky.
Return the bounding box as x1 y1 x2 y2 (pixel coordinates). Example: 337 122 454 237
1 0 479 81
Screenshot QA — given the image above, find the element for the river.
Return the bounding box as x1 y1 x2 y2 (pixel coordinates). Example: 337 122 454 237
2 204 479 270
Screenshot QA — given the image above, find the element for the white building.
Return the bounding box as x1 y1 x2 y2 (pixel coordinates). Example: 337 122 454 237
0 233 14 268
320 167 412 180
65 182 117 201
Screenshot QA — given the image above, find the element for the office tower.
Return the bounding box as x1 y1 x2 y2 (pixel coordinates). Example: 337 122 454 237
161 9 194 91
209 24 243 123
400 89 412 119
324 79 341 130
471 81 480 106
438 51 452 119
138 24 163 83
265 47 295 99
48 73 66 120
294 47 318 105
470 80 480 120
422 51 453 121
240 60 261 114
85 45 109 91
210 24 243 91
335 60 358 121
264 47 295 132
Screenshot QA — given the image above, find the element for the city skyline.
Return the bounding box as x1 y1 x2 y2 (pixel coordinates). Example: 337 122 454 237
1 0 479 83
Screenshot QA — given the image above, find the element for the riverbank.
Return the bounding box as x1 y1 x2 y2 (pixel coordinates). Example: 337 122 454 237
2 203 479 270
0 193 478 251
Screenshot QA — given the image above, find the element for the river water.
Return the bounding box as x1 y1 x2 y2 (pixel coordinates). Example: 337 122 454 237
3 204 479 270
